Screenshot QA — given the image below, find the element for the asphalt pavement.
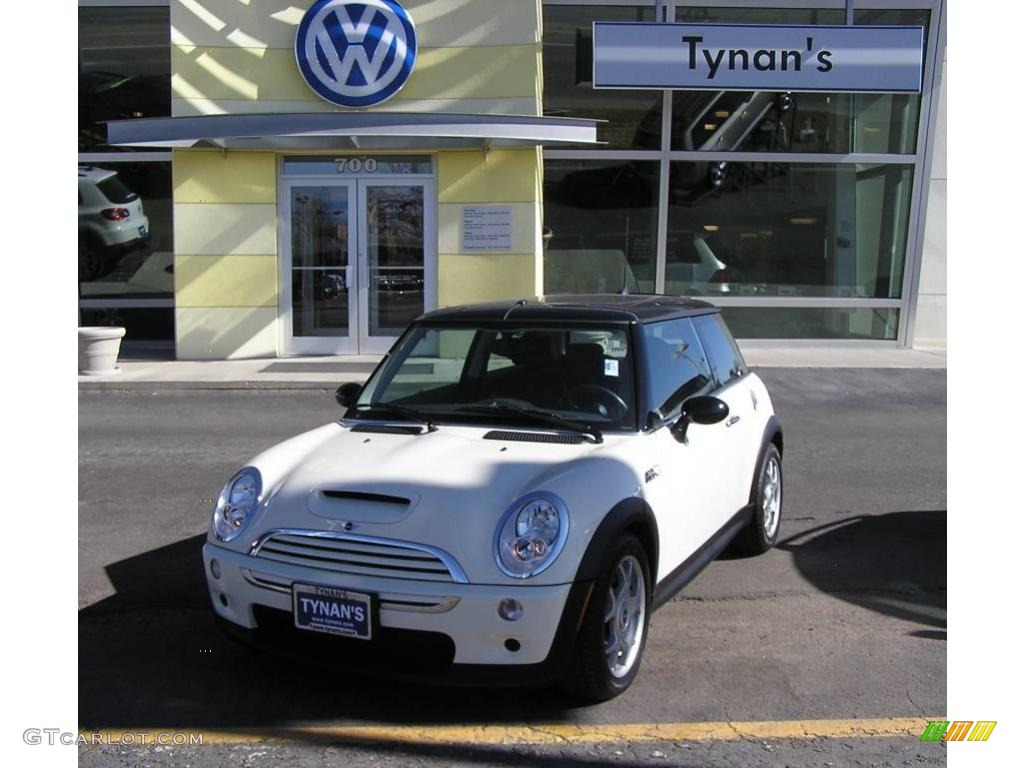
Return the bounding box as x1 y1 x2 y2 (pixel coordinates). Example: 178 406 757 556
77 368 946 767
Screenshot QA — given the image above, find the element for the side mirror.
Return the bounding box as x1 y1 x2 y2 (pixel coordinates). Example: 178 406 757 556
335 382 362 409
670 396 729 443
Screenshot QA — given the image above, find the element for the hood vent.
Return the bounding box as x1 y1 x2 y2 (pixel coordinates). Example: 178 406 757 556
350 423 423 435
483 430 587 445
321 490 411 506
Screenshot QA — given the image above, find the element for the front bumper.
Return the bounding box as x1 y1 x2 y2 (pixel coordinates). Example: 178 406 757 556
203 542 591 684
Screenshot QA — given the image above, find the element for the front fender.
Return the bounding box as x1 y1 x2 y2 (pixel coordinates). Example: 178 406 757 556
206 422 343 552
572 496 659 584
513 451 646 586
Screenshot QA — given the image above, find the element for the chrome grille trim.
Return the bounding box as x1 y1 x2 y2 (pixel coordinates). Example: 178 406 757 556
249 528 469 584
241 569 460 613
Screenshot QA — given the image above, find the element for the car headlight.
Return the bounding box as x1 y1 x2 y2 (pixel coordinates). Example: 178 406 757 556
212 467 262 542
494 492 569 579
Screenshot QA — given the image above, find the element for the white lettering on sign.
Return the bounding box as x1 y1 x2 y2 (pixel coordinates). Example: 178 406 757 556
300 596 365 622
335 157 380 173
462 206 513 252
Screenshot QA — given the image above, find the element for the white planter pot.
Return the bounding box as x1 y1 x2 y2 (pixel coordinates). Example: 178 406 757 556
78 327 126 375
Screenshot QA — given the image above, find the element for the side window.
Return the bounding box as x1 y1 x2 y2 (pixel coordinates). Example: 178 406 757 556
693 313 747 387
643 318 714 417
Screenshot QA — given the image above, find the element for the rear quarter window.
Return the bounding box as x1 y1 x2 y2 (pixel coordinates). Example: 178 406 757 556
96 175 138 204
693 313 747 387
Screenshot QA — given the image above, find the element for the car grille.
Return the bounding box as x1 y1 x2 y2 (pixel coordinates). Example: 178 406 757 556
241 569 460 613
250 531 466 583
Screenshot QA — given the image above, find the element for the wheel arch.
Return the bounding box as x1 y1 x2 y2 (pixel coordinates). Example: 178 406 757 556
573 496 659 585
749 415 784 504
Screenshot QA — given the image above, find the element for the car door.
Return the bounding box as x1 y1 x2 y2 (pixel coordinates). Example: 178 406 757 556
638 317 736 582
692 313 760 515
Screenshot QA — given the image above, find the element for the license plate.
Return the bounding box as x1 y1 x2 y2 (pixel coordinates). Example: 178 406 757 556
138 225 148 237
292 583 374 640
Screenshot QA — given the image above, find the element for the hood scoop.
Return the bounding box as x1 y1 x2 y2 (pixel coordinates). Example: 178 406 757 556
483 429 587 445
308 487 416 523
322 490 410 505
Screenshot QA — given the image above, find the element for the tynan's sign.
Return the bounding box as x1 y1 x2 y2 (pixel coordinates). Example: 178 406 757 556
593 23 925 93
296 0 417 108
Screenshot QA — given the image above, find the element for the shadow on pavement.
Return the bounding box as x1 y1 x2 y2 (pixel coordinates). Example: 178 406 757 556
79 535 575 729
79 510 947 730
776 510 946 630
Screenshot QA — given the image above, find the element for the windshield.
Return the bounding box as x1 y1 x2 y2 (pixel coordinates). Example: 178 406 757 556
356 323 637 431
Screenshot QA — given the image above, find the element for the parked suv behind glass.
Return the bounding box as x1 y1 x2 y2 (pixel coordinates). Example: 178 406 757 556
78 166 150 281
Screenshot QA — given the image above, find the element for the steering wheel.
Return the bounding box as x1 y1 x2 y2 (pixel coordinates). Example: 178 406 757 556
565 384 629 421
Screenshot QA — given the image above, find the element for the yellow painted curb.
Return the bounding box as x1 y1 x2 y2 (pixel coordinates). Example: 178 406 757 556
80 717 941 747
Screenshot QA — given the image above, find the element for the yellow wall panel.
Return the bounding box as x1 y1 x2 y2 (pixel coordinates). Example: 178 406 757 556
176 306 279 359
171 0 541 51
171 45 538 104
400 45 539 102
173 151 276 203
437 148 541 204
437 253 539 306
175 254 278 307
174 203 277 255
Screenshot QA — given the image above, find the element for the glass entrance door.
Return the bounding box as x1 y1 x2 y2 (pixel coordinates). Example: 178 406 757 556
285 181 358 355
358 182 429 354
282 176 433 355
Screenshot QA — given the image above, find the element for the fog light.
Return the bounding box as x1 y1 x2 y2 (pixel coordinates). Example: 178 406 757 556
218 593 229 607
497 598 523 622
210 559 221 579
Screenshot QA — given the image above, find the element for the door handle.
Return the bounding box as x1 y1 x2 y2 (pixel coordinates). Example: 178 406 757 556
725 415 741 427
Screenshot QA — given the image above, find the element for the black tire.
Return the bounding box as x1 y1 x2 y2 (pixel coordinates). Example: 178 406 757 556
560 534 651 703
733 444 783 555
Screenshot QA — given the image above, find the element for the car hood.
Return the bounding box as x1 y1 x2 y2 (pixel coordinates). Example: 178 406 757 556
244 421 617 581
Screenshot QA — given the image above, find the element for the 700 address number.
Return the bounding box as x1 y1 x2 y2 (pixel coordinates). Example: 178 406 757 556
334 157 379 173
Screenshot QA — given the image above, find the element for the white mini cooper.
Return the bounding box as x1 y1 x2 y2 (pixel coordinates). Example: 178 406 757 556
204 295 783 702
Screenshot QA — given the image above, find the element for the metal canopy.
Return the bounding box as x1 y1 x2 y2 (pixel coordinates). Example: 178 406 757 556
107 112 600 150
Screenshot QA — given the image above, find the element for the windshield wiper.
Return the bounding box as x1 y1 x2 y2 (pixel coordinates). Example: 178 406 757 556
354 403 437 432
460 400 603 444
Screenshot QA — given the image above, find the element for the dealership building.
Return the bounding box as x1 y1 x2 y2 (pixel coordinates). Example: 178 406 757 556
78 0 946 358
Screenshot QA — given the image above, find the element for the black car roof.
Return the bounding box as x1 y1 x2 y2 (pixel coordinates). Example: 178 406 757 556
418 294 718 324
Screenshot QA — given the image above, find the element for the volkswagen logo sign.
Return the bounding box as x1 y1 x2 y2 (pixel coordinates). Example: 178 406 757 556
295 0 417 108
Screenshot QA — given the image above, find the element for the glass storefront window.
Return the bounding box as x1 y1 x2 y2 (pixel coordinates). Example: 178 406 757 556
79 6 171 151
675 6 845 25
78 162 173 300
543 5 662 149
665 162 914 299
78 307 175 344
670 90 921 154
720 306 900 340
543 159 660 293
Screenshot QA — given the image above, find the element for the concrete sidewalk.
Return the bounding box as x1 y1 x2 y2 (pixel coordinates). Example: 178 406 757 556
78 345 946 390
